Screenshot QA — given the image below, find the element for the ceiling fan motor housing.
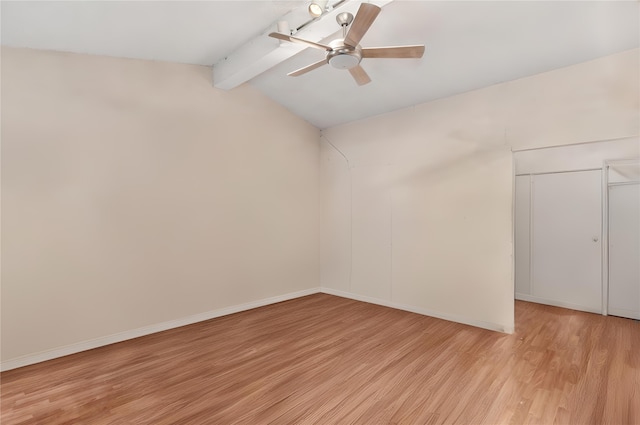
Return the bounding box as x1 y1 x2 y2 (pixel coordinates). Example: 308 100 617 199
327 39 362 70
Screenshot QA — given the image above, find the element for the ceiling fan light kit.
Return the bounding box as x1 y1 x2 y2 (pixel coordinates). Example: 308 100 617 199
327 39 361 69
269 2 425 86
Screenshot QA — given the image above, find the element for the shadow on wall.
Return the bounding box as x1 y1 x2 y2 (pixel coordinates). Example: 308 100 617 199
393 138 510 188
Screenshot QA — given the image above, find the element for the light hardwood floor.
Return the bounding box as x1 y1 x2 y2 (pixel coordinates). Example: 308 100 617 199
2 294 639 424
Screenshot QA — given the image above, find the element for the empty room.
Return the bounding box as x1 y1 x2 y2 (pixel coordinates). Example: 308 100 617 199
1 1 639 424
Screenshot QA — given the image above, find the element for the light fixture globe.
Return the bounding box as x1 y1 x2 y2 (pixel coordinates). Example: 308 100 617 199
326 39 362 70
328 53 359 69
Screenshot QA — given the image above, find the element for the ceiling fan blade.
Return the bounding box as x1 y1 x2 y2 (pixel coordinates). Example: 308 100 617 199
344 3 381 47
349 65 371 86
268 32 331 51
287 59 328 77
362 45 425 59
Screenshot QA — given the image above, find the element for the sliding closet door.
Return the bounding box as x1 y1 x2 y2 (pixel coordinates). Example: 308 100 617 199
531 170 602 312
608 183 640 319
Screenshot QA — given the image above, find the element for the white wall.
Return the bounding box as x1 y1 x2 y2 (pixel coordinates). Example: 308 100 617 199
321 111 515 332
506 49 638 149
2 45 637 366
1 47 320 364
320 48 639 334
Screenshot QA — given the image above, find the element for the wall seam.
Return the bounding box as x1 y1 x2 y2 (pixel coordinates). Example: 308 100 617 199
320 133 353 292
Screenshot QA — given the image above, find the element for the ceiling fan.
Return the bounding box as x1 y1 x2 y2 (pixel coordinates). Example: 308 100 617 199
268 2 425 86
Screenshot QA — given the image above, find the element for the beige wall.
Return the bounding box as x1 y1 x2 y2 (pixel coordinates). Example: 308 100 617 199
2 45 637 364
506 49 638 149
320 48 639 333
1 47 320 362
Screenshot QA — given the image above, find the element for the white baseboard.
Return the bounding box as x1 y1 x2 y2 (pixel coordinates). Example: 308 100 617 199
606 307 640 320
2 286 516 371
0 287 321 372
320 288 514 334
515 292 602 314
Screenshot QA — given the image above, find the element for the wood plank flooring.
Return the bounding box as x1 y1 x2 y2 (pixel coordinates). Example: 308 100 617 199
2 294 639 424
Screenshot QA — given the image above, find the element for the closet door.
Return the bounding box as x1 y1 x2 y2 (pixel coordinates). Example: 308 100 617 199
531 170 602 312
608 183 640 319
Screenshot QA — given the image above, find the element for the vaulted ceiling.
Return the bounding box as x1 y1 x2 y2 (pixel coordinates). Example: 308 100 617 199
2 1 638 129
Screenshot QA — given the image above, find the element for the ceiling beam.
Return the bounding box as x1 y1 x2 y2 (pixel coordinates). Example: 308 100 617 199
212 0 395 90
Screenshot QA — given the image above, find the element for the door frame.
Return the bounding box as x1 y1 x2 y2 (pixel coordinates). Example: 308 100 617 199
514 168 603 314
602 158 640 317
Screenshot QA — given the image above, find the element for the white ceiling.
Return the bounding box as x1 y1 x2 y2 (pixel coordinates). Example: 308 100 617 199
2 1 639 129
1 1 302 65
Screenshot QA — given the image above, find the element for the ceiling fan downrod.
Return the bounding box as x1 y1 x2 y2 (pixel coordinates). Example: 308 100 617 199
336 11 354 38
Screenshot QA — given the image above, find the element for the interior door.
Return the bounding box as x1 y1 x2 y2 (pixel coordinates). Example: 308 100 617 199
531 170 602 312
608 183 640 319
